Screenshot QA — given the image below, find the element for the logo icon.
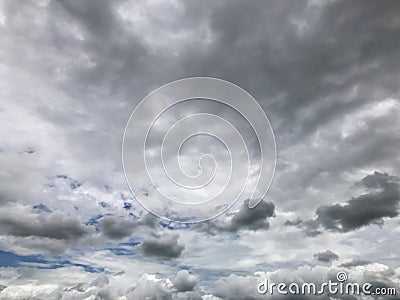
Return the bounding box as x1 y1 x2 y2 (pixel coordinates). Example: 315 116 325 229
122 77 276 223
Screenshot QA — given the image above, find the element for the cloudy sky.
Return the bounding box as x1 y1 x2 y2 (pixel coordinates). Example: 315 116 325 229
1 0 400 299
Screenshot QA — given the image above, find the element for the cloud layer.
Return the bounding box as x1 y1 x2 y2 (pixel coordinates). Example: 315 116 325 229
0 0 399 299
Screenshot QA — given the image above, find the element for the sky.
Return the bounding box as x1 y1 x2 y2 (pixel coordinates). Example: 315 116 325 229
0 0 400 299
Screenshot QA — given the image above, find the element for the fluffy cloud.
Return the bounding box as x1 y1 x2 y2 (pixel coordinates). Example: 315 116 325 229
99 215 136 240
127 273 175 299
98 213 159 240
212 273 261 300
207 262 400 300
0 267 200 300
139 232 185 259
174 270 198 292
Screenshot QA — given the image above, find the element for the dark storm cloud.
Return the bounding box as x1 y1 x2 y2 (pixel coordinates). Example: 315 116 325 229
287 172 400 235
23 0 400 144
45 0 179 101
177 0 400 212
4 0 399 212
313 250 339 263
195 200 275 235
181 0 400 137
139 232 184 259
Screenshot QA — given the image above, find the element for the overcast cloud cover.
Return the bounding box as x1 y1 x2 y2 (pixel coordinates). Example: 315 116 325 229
0 0 400 299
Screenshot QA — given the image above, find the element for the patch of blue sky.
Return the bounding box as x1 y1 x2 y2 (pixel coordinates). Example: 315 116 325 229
0 251 47 268
32 203 52 213
55 174 82 190
164 212 196 224
86 214 106 228
123 202 132 210
99 201 110 208
0 251 104 273
159 220 191 230
105 240 141 256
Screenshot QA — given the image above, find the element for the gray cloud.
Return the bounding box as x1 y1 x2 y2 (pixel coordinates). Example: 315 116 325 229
99 216 136 240
360 172 399 190
139 232 185 259
99 213 159 240
287 172 400 235
196 200 275 235
0 207 91 241
173 0 400 221
229 199 275 231
339 259 372 268
179 0 400 140
284 218 303 227
313 250 339 263
314 172 399 233
136 213 158 229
